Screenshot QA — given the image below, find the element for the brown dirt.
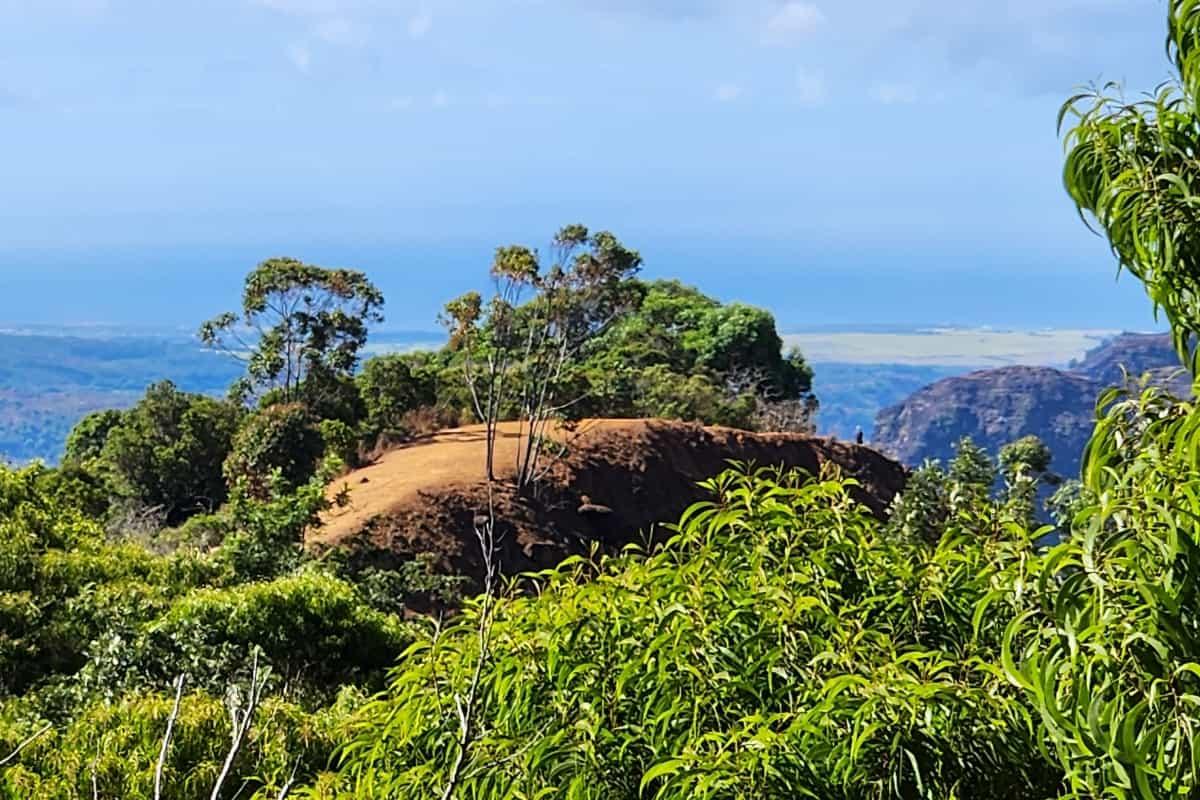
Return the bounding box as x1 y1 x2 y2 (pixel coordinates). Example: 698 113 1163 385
312 419 906 586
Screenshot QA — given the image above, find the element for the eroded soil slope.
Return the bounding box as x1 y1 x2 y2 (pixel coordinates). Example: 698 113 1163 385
313 419 905 583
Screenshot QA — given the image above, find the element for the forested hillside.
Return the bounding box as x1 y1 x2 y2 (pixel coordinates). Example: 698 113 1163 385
0 230 837 798
0 333 240 464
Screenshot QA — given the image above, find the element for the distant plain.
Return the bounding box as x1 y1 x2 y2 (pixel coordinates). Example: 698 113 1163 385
786 328 1128 367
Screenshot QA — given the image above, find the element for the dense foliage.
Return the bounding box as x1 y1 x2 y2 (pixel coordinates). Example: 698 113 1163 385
50 248 815 531
223 403 326 499
324 6 1200 797
9 232 821 797
430 275 816 439
94 381 242 525
0 453 418 798
574 279 816 429
333 466 1056 799
356 351 441 441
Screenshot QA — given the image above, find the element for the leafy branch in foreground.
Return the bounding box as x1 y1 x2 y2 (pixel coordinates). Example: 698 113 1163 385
0 725 51 771
992 3 1200 795
1001 383 1200 798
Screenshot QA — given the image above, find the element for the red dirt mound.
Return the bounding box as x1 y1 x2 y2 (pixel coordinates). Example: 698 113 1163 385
312 419 906 585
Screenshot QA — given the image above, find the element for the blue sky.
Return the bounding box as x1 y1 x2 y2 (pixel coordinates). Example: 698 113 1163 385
0 0 1178 330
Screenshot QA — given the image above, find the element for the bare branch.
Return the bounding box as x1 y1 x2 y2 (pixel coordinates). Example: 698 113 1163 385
0 723 51 770
275 757 302 800
90 741 101 800
460 721 554 782
154 674 186 800
210 651 269 800
440 484 499 800
438 228 637 796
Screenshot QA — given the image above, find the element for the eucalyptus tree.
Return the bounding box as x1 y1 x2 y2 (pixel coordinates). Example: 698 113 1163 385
200 258 384 406
441 225 642 491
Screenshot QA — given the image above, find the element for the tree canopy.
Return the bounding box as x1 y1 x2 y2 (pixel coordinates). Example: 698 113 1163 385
575 279 816 429
199 258 384 405
97 381 241 524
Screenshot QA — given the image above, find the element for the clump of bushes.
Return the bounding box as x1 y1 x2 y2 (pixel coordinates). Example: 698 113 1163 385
224 403 325 499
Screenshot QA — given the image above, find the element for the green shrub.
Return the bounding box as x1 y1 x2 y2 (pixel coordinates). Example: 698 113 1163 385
216 466 335 582
1 539 211 695
333 467 1056 799
62 409 123 466
350 555 469 617
223 404 324 499
572 279 817 428
1 687 356 800
98 382 241 525
165 511 234 552
357 352 440 439
79 571 413 698
318 418 359 469
999 384 1200 797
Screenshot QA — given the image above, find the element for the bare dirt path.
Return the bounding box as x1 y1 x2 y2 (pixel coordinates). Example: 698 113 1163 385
316 419 645 544
312 418 906 587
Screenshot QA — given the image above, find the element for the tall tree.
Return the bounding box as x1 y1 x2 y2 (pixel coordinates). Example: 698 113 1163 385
442 225 642 490
574 280 817 431
200 258 384 405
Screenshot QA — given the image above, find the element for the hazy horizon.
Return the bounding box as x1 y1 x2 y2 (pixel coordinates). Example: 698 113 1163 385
0 235 1164 333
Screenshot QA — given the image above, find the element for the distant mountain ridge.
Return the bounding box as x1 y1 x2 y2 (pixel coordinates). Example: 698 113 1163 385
1069 332 1189 387
872 333 1188 476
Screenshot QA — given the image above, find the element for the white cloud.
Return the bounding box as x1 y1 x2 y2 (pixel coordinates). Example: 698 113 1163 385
432 89 451 108
254 0 340 15
872 82 918 105
575 0 723 21
795 67 825 106
714 82 743 102
763 1 825 46
408 8 433 38
286 42 312 72
315 16 366 46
